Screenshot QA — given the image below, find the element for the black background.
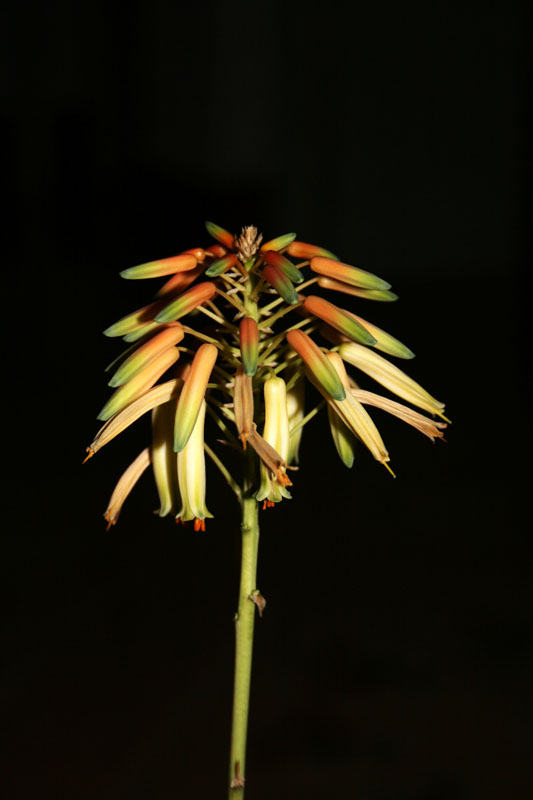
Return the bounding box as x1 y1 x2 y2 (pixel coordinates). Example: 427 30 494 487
2 1 531 798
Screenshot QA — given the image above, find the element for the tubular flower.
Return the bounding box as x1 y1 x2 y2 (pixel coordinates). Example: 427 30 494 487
205 254 239 277
156 264 205 298
255 377 292 506
287 241 338 261
263 250 305 285
97 347 180 421
108 326 185 387
310 256 391 291
286 374 305 465
154 282 217 324
303 296 377 347
233 368 254 447
322 352 391 468
86 221 446 530
338 341 446 418
120 253 198 280
327 403 358 468
176 400 213 530
152 400 180 517
262 264 300 305
174 343 218 452
316 276 398 302
104 448 151 530
286 330 346 401
261 232 297 252
350 389 447 441
239 318 259 377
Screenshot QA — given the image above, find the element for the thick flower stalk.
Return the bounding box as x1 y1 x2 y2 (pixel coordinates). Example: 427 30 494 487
85 222 447 797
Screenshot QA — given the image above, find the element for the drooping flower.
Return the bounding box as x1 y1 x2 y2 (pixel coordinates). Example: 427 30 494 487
103 448 151 530
239 318 259 377
152 400 179 517
255 376 292 507
176 399 213 530
286 374 305 466
327 403 357 468
173 343 218 452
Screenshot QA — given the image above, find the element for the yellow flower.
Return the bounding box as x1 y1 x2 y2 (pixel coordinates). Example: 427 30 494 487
103 448 151 530
176 400 213 531
338 342 445 418
255 376 292 506
152 400 179 517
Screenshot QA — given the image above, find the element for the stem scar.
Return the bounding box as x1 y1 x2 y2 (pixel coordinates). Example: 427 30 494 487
230 760 245 789
248 590 266 617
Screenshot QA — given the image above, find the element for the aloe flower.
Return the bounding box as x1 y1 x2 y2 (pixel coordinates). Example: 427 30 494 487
85 222 447 797
255 376 291 507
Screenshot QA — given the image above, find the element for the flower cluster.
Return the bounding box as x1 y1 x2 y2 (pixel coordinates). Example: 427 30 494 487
85 223 447 528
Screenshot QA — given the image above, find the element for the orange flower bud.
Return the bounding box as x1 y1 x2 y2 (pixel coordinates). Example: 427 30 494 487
120 253 197 280
310 256 391 291
263 250 304 284
287 241 338 260
174 343 218 452
262 264 299 305
154 281 216 324
205 253 239 277
303 295 377 346
261 232 297 252
286 330 345 401
205 221 234 249
239 317 259 377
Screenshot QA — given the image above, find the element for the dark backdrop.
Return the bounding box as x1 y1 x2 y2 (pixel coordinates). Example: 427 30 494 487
2 2 531 798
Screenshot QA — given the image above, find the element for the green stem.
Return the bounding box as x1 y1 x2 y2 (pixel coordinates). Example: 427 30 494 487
228 456 260 797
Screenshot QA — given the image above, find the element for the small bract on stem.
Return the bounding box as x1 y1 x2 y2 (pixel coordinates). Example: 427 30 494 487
85 221 447 798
